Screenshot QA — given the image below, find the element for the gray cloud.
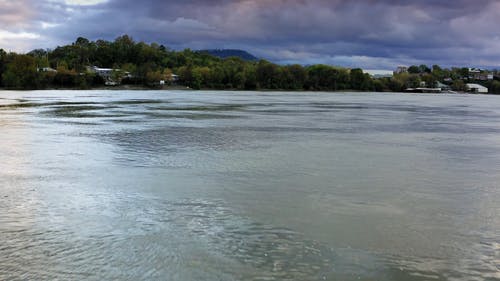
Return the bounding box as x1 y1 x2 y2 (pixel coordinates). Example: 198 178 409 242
0 0 34 28
1 0 500 68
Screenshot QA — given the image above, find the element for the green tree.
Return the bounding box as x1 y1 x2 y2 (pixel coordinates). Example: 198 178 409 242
243 64 257 90
406 74 422 88
145 70 163 86
256 60 279 89
419 64 431 73
388 77 405 92
306 64 336 90
489 80 500 94
111 68 125 84
2 54 38 89
285 64 307 90
94 39 114 67
372 79 388 92
459 68 469 79
408 65 420 74
192 66 211 89
53 68 78 88
432 65 444 80
178 66 193 86
451 79 466 91
0 49 7 87
113 35 136 64
73 37 92 70
350 68 371 90
421 73 437 88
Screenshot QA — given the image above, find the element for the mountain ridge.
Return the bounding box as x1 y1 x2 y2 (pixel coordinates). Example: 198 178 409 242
199 49 259 61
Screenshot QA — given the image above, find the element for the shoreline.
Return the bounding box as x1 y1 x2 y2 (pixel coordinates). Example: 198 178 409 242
0 86 488 96
0 85 191 91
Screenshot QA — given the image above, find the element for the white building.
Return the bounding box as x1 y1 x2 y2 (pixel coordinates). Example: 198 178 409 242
466 83 488 93
437 82 451 91
89 66 114 78
38 67 57 73
363 69 393 79
87 66 131 85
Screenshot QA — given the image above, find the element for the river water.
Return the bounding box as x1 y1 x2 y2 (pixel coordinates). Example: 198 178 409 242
0 90 499 281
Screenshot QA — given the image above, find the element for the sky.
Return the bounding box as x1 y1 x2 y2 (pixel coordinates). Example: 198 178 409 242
1 0 499 69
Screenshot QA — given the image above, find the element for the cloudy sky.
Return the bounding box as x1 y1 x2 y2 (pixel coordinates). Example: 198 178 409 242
1 0 499 69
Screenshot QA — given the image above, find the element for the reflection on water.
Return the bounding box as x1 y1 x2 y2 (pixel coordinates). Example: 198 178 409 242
0 90 499 281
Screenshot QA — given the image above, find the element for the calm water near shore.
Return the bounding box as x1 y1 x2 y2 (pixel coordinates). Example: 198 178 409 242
0 90 499 281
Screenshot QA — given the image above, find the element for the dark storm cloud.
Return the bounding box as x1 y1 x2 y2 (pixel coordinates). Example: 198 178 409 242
1 0 500 68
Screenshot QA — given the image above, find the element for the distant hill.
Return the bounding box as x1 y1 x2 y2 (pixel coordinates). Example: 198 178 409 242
199 49 259 61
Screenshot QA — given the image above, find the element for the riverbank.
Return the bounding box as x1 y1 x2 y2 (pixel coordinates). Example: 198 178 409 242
0 87 480 95
0 84 192 91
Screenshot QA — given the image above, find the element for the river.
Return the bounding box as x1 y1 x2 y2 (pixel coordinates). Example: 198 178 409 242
0 90 499 280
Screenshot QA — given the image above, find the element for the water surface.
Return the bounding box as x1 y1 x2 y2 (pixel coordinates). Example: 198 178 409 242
1 90 499 280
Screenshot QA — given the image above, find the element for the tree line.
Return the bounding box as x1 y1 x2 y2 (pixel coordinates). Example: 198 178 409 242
1 35 499 93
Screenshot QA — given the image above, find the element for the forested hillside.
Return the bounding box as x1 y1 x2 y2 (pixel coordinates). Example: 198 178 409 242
1 35 499 93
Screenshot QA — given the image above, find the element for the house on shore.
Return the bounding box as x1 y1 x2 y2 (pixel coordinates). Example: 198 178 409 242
87 66 131 85
468 68 494 81
466 83 488 93
89 66 113 78
437 82 451 91
38 67 57 73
